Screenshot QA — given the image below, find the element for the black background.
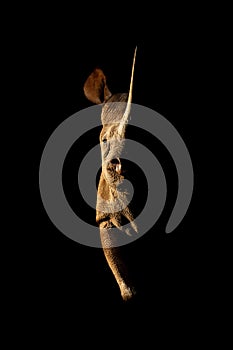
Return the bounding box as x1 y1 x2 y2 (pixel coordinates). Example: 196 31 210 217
34 40 204 306
13 5 225 344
